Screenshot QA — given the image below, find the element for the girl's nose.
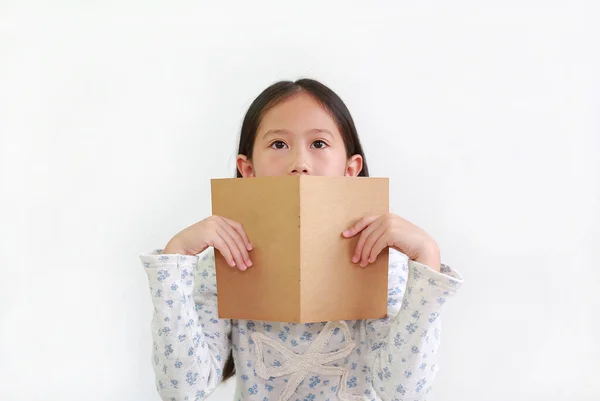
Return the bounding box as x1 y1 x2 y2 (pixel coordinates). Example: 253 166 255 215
289 165 309 175
289 156 310 175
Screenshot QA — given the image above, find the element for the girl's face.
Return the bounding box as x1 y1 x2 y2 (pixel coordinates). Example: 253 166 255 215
237 92 363 178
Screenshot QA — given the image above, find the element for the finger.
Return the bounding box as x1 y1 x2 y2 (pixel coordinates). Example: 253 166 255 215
360 224 386 267
219 220 252 267
368 234 389 264
211 235 236 267
216 226 247 270
353 218 382 263
219 218 252 265
222 217 253 251
343 215 379 238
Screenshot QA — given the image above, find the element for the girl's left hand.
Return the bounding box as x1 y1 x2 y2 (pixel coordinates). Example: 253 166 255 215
342 213 441 272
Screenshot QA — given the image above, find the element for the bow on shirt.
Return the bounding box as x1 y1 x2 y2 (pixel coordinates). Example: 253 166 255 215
251 321 361 401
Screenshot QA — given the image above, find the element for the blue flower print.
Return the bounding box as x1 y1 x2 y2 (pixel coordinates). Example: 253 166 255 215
300 331 312 341
394 333 406 348
429 312 440 322
371 342 383 351
192 333 201 347
389 286 401 296
309 375 321 388
405 323 418 334
157 269 170 281
185 371 198 386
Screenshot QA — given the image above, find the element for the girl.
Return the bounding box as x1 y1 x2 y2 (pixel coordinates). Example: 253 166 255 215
140 79 463 401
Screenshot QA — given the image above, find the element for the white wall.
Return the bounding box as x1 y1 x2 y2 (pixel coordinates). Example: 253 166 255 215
1 2 598 401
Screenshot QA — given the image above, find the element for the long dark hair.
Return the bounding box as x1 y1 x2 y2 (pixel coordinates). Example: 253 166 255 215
222 78 369 382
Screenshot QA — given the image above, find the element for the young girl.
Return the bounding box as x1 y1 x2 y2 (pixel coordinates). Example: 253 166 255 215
140 79 463 401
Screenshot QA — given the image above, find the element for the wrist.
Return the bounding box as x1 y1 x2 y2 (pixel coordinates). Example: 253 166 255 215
163 237 186 255
415 241 441 272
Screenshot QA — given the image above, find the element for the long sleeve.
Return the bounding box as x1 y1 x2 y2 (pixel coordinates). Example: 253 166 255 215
370 252 463 401
140 248 232 401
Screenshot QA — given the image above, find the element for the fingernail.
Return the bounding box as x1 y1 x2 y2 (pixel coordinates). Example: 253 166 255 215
240 263 247 271
246 259 253 267
229 260 236 267
247 243 253 251
343 230 350 236
352 255 359 263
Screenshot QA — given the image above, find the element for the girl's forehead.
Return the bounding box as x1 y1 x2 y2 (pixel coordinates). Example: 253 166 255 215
258 92 339 133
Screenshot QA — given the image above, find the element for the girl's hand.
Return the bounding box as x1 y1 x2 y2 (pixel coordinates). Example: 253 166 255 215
163 216 253 271
342 213 441 272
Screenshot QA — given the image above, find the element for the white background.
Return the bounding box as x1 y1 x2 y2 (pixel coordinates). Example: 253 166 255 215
1 1 598 401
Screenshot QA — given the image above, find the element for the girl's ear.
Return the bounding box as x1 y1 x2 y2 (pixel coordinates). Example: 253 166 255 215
236 154 255 177
345 154 363 177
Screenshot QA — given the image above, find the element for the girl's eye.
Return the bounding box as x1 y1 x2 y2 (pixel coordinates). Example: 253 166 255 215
311 140 328 149
270 141 288 149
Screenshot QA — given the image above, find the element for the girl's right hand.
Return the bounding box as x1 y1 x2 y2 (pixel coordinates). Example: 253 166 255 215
163 216 253 271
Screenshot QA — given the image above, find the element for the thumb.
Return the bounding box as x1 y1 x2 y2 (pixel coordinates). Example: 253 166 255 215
342 215 379 237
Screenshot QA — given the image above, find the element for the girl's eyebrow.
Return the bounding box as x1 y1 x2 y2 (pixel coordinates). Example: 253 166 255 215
262 128 334 139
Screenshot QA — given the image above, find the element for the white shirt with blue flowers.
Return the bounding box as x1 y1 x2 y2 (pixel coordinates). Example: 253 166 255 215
140 248 463 401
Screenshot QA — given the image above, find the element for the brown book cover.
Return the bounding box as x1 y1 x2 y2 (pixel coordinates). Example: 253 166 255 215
211 175 389 323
